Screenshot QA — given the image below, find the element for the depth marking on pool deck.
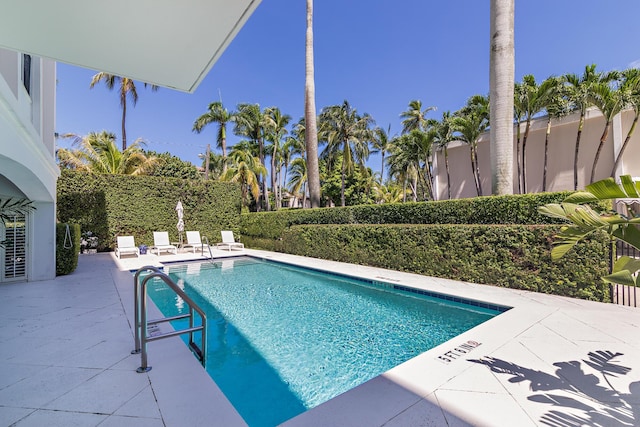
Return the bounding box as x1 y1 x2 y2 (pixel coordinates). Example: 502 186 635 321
436 340 482 363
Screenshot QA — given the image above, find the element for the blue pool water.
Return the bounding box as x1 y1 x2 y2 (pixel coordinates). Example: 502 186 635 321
145 257 501 427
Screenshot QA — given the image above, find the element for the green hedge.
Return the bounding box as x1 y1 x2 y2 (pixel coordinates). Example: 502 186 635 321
57 170 242 250
56 223 81 275
240 192 581 240
243 224 610 301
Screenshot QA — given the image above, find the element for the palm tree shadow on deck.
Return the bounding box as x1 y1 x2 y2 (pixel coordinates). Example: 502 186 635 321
470 350 640 427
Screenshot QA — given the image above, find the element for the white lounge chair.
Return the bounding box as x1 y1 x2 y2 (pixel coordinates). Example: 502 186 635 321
183 231 211 254
115 236 140 258
216 230 244 251
151 231 178 255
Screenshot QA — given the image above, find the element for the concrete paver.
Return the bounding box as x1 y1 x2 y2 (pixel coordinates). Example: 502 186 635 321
0 249 638 426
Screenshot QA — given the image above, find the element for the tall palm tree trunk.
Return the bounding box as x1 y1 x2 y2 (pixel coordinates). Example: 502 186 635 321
259 137 270 211
221 136 228 173
489 0 515 195
121 97 127 150
516 123 522 193
590 122 611 183
424 161 434 200
542 118 551 191
573 114 585 190
521 120 531 193
470 147 480 196
611 112 639 177
444 147 451 200
472 143 482 196
305 0 321 208
271 147 278 209
340 144 347 207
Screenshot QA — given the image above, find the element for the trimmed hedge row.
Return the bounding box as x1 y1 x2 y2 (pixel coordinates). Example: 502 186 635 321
241 192 579 240
242 224 610 301
57 170 242 251
56 223 81 275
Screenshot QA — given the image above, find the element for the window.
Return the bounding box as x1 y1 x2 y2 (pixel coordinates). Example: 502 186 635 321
22 53 31 95
2 211 27 281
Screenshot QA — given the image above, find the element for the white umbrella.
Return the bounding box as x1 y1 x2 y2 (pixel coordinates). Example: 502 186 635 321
176 201 184 245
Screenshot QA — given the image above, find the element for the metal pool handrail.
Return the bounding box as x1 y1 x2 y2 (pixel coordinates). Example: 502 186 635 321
132 265 207 373
202 235 214 261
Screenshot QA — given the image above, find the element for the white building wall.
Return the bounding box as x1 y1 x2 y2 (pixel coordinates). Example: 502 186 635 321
435 108 640 200
0 47 58 282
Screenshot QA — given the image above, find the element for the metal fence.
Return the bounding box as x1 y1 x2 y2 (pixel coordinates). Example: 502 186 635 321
610 240 640 307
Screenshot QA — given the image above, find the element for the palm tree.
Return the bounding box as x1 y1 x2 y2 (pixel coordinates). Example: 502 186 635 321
489 0 515 195
234 103 269 210
264 107 292 210
612 68 640 177
373 182 405 204
589 71 624 183
222 145 267 209
287 157 308 207
198 151 227 181
319 100 374 207
563 64 601 190
430 112 454 199
387 137 417 202
451 95 489 196
193 101 234 175
513 75 556 193
400 100 436 134
371 125 393 181
513 81 526 193
386 130 433 201
89 73 158 150
305 0 321 208
57 131 161 175
542 79 572 191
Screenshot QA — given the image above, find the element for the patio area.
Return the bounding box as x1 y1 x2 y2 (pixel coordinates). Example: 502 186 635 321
1 250 639 426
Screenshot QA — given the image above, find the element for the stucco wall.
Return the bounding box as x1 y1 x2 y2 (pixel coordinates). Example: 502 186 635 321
435 108 640 199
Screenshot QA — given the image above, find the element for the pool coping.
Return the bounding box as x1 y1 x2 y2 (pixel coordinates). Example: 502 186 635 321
116 249 640 426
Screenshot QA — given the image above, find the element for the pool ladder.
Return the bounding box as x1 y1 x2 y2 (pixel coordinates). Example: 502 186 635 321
132 266 207 373
201 236 215 263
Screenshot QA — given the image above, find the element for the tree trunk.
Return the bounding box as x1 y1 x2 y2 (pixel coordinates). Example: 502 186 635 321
444 147 451 200
574 113 585 190
611 112 639 177
472 143 483 196
470 146 480 196
516 122 522 193
205 143 210 180
271 144 278 209
221 135 227 173
521 119 531 193
259 136 270 211
340 146 346 207
590 121 611 183
121 97 127 151
305 0 321 208
542 118 551 191
490 0 515 195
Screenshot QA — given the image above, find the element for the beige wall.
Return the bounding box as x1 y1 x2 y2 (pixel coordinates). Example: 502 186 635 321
434 108 640 199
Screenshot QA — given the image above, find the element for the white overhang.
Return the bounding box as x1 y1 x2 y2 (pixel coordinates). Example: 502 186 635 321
0 0 261 93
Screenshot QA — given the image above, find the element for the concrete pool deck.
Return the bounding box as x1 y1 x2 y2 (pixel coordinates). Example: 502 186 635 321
1 250 639 426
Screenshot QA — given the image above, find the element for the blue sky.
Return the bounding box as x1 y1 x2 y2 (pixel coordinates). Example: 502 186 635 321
55 0 640 172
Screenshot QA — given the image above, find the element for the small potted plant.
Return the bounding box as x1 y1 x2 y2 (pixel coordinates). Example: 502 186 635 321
81 231 98 254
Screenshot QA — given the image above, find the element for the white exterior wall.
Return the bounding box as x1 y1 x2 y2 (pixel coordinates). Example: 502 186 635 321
0 47 58 281
434 108 640 200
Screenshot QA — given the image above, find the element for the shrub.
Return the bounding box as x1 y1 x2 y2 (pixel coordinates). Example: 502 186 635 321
242 224 609 301
57 170 242 250
56 223 81 275
240 192 582 240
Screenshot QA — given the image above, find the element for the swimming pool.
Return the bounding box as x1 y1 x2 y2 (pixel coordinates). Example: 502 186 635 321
146 257 504 426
